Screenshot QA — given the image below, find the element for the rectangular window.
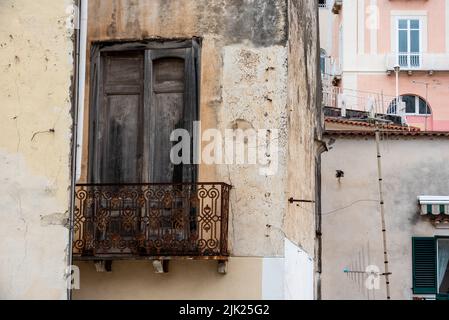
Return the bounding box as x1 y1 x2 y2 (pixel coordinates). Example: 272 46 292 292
412 237 449 297
88 40 200 184
397 18 421 68
437 239 449 295
402 95 416 114
84 40 201 254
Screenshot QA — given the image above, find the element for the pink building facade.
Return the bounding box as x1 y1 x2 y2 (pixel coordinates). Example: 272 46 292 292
320 0 449 131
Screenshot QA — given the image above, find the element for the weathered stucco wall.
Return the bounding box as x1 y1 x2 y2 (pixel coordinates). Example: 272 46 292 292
74 0 320 299
0 0 74 299
321 135 449 300
80 0 320 258
285 0 322 258
75 257 263 300
218 44 288 256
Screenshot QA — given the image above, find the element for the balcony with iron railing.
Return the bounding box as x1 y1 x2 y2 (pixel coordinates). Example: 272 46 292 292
72 182 231 262
387 53 449 72
397 52 421 69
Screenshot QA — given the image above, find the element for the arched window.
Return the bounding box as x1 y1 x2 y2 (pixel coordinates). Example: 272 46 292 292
387 95 431 115
320 49 326 75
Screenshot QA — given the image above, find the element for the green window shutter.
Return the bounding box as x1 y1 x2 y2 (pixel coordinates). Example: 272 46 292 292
436 293 449 300
412 237 437 294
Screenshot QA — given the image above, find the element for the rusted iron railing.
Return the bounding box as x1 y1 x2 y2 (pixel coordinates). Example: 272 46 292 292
72 183 231 259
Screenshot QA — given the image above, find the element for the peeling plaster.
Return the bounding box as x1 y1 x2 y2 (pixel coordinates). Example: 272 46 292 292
40 212 69 228
219 45 288 257
0 0 74 299
0 150 70 299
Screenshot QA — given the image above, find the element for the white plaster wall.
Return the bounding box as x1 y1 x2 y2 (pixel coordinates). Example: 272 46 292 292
0 0 74 299
262 258 284 300
261 239 314 300
321 136 449 300
284 238 314 300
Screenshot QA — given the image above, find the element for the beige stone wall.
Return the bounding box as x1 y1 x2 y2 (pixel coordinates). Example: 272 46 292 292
321 135 449 300
284 0 322 257
79 0 321 258
74 258 263 300
0 0 74 299
73 0 321 299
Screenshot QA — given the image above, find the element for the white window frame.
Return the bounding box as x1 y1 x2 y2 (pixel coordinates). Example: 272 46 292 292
437 238 449 295
402 95 430 116
389 95 431 116
396 17 422 68
391 12 427 69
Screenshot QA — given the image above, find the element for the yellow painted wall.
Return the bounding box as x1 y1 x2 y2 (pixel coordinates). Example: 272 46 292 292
74 258 263 300
0 0 74 299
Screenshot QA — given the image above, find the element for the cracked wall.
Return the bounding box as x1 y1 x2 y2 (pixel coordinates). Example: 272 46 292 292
0 0 74 299
75 0 320 299
285 0 322 260
82 0 294 258
218 44 288 257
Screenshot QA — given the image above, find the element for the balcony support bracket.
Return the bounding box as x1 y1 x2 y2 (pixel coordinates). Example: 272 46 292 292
94 260 112 273
218 260 228 274
152 259 169 274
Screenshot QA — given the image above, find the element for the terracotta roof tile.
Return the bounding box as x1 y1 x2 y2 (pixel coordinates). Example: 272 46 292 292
324 130 449 137
324 117 421 132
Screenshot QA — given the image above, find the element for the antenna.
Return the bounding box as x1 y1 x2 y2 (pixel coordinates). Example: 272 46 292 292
367 96 375 118
397 99 407 126
338 93 347 117
374 122 392 300
333 91 393 299
411 80 440 131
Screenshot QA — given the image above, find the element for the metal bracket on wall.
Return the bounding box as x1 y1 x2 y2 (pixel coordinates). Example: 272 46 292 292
218 260 228 274
152 260 169 274
94 260 113 273
288 198 316 204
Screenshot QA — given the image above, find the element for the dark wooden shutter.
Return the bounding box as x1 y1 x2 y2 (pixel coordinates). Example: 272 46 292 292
412 237 437 294
89 50 144 184
88 40 199 185
146 45 198 184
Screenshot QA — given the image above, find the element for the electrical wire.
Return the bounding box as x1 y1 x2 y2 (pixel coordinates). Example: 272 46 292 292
321 199 380 216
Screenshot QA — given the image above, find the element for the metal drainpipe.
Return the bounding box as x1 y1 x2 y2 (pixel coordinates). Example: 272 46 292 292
315 140 328 300
68 0 88 300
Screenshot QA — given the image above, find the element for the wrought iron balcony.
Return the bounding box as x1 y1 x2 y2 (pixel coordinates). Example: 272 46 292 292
72 183 231 260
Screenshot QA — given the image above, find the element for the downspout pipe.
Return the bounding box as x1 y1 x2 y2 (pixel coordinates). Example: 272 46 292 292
76 0 88 182
68 0 88 300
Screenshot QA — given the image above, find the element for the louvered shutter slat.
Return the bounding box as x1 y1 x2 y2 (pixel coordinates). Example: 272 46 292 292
412 237 437 294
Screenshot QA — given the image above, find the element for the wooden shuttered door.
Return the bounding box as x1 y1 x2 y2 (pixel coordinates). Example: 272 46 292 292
88 41 199 184
146 47 198 183
412 237 437 294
